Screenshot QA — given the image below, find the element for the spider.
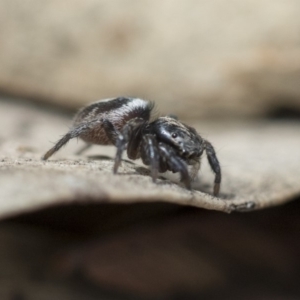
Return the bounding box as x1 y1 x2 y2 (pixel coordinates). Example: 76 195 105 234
42 97 221 196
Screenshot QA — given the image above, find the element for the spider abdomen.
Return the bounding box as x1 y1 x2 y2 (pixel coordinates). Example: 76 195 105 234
73 97 154 145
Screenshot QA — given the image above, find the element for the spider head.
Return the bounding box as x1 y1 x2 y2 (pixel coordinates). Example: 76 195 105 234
150 117 204 159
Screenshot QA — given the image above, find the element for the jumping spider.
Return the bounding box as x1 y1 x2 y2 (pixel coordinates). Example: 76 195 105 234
42 97 221 196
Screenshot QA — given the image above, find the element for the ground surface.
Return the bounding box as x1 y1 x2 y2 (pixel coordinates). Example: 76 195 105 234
0 98 300 219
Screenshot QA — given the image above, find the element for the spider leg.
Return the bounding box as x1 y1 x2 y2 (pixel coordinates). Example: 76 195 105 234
204 140 221 196
113 118 145 174
102 119 120 145
140 134 159 182
75 143 92 155
189 160 201 181
42 119 101 160
158 143 191 189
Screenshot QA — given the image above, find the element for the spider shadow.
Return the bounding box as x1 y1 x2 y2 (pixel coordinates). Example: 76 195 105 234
87 155 158 177
87 155 135 165
113 164 170 185
192 181 235 199
131 166 194 189
86 155 234 199
86 155 114 161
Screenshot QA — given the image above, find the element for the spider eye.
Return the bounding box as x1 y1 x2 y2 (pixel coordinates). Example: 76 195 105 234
171 133 178 138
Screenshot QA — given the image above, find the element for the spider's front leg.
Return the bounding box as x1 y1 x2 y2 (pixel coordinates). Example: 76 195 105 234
158 143 191 189
204 140 221 196
140 134 160 182
113 118 145 174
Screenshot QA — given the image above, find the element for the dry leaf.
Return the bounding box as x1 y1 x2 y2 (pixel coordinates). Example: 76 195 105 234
0 99 299 219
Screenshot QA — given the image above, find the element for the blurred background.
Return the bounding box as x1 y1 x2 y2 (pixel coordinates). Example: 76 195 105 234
1 0 300 120
1 1 300 299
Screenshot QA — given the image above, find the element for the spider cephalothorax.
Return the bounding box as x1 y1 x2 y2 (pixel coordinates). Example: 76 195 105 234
42 97 221 195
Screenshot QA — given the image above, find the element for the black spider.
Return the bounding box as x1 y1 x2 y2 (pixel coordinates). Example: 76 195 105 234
42 97 221 195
